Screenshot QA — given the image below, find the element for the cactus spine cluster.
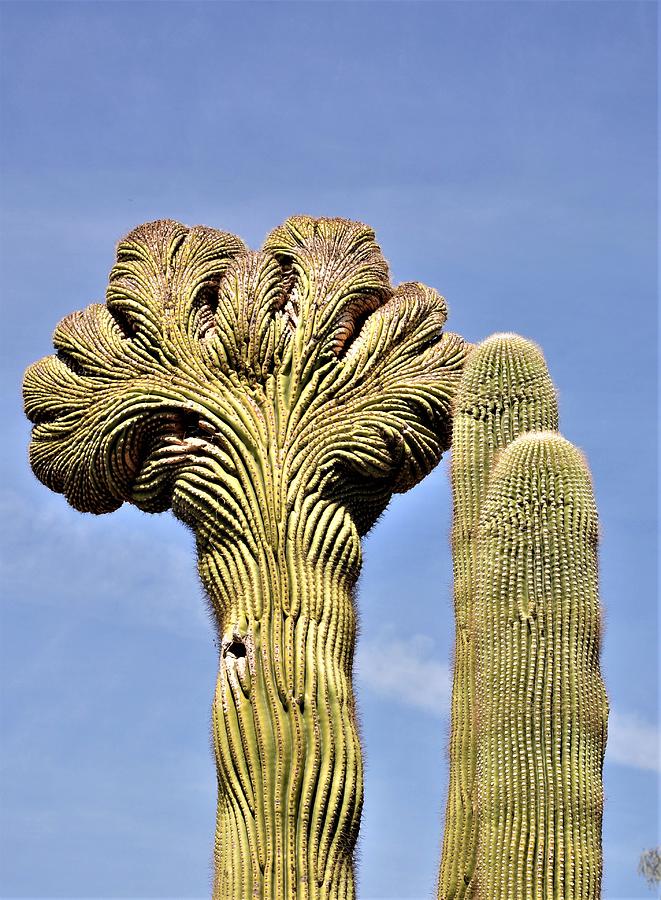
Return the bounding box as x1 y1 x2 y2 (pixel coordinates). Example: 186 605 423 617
23 217 467 898
439 335 608 899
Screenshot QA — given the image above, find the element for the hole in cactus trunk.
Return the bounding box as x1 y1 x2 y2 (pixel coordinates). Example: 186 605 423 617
225 639 246 659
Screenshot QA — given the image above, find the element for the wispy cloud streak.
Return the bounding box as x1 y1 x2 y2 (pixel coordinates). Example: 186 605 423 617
0 489 208 636
357 630 451 717
607 710 660 773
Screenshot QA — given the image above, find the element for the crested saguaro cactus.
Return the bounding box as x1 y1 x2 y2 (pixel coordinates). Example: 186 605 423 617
439 334 608 899
23 216 467 899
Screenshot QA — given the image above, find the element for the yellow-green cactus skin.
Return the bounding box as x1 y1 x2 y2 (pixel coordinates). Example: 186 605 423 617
473 432 608 898
23 216 468 899
439 334 559 898
439 334 607 899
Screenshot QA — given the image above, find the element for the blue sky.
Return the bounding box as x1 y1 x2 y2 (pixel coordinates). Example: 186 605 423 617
0 2 657 898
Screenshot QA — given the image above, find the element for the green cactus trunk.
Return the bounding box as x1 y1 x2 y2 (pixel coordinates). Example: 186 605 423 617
439 334 558 898
201 512 364 899
473 432 608 897
211 605 360 900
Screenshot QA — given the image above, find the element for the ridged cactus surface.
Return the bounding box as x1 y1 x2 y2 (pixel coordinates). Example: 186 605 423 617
474 432 608 898
439 334 607 900
23 216 468 899
439 334 559 898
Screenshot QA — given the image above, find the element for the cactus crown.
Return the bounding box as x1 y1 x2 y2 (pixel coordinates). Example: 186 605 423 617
24 216 465 541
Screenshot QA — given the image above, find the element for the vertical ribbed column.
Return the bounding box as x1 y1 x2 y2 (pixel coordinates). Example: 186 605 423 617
203 500 364 900
439 335 558 899
473 433 607 898
210 602 362 899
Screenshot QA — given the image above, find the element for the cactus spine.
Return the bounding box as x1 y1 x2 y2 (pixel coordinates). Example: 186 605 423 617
439 334 607 899
23 216 468 899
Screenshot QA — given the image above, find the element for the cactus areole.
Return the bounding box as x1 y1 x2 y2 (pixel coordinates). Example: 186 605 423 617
23 217 468 898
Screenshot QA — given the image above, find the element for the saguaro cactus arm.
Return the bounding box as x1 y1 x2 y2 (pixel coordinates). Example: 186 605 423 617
474 432 608 897
440 333 607 900
24 216 469 899
439 334 559 899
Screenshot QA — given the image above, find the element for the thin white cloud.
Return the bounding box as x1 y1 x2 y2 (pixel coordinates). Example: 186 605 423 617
356 629 451 717
357 631 660 774
0 489 210 637
607 710 661 774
